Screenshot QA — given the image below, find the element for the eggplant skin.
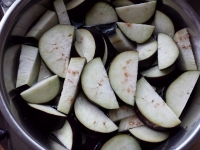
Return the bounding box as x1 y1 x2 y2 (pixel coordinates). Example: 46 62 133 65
9 84 30 98
134 105 169 132
157 4 187 32
138 52 157 71
67 114 82 150
28 106 66 132
67 0 96 20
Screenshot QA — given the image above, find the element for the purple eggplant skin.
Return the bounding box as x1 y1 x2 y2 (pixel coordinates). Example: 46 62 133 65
134 105 170 132
71 19 84 29
8 36 38 47
28 105 66 132
67 114 82 150
138 52 157 71
143 66 183 87
82 136 108 150
67 0 96 21
69 45 78 57
157 4 187 32
143 69 175 87
87 28 105 59
9 84 30 98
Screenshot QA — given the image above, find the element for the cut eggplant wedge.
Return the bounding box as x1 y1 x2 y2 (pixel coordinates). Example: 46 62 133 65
20 75 60 104
28 103 66 132
112 0 133 8
52 119 81 150
107 28 135 53
100 134 142 150
158 33 179 70
115 1 156 24
39 24 75 78
109 51 138 106
140 65 175 87
136 38 158 69
137 38 157 62
135 78 181 129
117 22 155 43
81 57 119 109
26 10 59 40
16 45 40 88
37 61 52 82
118 115 144 132
173 28 197 71
129 125 170 143
74 93 118 135
109 105 135 122
153 10 175 37
12 4 46 36
141 65 175 78
85 2 118 26
57 57 86 115
74 28 105 62
53 0 71 25
166 71 200 117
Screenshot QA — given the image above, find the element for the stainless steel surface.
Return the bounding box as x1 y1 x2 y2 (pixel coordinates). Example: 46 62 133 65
1 0 200 150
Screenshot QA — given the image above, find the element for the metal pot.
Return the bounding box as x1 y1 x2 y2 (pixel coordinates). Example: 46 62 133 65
1 0 200 149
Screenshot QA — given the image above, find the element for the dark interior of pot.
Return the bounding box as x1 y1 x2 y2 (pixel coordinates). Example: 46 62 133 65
1 0 200 149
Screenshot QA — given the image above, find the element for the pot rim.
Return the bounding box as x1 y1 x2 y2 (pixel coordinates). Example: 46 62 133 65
0 0 200 150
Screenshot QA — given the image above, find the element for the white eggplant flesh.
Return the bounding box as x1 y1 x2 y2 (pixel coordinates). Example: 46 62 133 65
109 51 138 106
117 22 155 43
26 10 59 40
158 33 179 70
81 58 119 109
16 45 40 88
53 0 71 25
166 71 200 117
20 75 60 103
39 24 75 78
115 1 156 24
74 93 118 133
101 134 142 150
174 28 198 71
57 57 86 114
135 78 181 128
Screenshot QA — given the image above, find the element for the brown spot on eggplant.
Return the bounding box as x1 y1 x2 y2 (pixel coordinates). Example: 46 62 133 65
98 83 102 86
182 45 186 49
68 79 73 83
122 66 126 70
125 23 131 27
126 59 132 64
68 98 74 104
